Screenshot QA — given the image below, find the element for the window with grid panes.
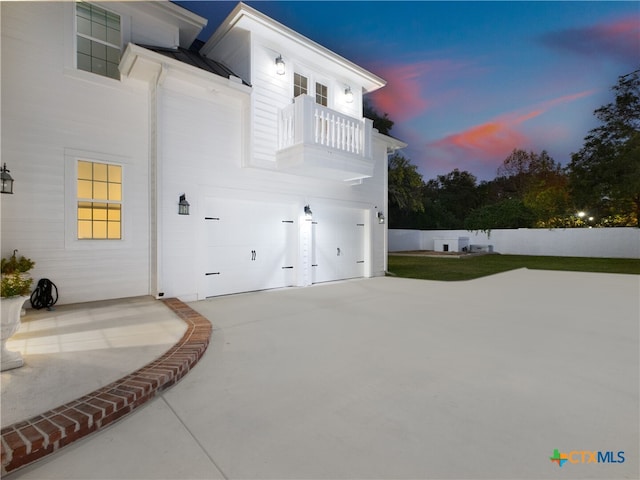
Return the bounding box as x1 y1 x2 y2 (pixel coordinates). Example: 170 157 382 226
294 73 308 98
76 1 121 80
315 82 328 106
77 161 122 239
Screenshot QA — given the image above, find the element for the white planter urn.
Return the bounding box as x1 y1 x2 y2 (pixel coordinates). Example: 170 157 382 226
1 295 28 371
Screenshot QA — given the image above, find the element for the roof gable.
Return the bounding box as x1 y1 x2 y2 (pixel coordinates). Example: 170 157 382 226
200 2 385 93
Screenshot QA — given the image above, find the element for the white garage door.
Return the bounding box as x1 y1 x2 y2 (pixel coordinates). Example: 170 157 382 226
312 206 366 284
204 198 296 297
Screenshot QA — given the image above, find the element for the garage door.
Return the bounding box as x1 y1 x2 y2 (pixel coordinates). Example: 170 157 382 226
204 198 296 297
312 206 366 284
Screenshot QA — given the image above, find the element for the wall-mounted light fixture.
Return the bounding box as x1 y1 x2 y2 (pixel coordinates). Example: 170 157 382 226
377 211 385 224
304 205 312 218
178 194 190 215
1 163 14 194
275 55 285 75
345 86 354 103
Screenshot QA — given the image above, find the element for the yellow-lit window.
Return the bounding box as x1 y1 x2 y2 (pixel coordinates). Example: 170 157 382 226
77 160 121 239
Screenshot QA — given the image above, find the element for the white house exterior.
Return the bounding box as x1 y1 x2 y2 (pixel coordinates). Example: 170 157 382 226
1 1 404 304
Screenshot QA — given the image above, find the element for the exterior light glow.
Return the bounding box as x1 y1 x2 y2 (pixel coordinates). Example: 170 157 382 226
345 86 353 103
377 211 385 224
275 55 285 75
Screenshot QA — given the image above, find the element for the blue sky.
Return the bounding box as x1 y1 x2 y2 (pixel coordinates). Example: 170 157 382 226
177 1 639 181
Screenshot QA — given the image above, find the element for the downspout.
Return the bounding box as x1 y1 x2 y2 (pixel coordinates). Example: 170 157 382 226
150 63 168 298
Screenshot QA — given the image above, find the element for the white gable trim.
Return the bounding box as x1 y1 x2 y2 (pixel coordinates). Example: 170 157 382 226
202 2 386 93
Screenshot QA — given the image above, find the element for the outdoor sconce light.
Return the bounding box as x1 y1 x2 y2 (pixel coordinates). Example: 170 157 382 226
1 163 14 194
304 204 312 217
345 86 354 103
275 55 285 75
178 194 190 215
377 211 385 224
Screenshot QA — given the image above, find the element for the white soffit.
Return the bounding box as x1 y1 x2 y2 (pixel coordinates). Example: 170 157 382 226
110 0 208 48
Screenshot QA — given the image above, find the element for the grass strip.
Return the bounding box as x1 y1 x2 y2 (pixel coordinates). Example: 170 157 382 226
387 254 640 281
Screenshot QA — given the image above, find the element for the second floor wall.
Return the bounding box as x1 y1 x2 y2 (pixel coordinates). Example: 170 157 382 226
201 3 386 174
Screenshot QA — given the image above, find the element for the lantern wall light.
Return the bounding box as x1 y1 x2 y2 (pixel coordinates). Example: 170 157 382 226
275 55 285 75
1 163 14 194
178 194 190 215
345 86 353 103
304 204 312 217
377 211 385 224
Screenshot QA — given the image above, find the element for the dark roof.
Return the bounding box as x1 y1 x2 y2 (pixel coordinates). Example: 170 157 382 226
140 45 250 86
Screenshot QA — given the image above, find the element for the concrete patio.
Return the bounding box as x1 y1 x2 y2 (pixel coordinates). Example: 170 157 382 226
3 270 639 479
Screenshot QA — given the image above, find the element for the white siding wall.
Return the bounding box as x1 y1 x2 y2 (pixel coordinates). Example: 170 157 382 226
157 76 388 300
250 43 292 165
2 2 390 305
247 41 367 167
206 27 369 168
1 2 150 304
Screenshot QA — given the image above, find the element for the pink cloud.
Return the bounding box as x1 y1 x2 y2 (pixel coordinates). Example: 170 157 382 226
429 90 595 165
540 16 639 64
367 60 465 122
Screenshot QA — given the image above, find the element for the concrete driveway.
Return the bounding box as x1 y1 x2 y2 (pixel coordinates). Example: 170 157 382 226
14 270 639 479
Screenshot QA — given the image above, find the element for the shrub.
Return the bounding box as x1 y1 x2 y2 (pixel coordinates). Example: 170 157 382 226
1 253 35 297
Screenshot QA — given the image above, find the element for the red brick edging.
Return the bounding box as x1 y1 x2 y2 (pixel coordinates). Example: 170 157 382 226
1 298 212 476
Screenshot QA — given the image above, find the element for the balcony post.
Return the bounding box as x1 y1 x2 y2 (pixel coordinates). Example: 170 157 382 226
293 94 315 146
363 117 373 159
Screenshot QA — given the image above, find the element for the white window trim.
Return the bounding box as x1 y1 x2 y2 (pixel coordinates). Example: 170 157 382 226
65 148 133 250
63 1 132 87
293 72 309 98
315 80 329 107
292 66 333 109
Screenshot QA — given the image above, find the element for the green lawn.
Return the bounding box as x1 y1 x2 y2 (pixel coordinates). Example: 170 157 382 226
387 253 640 281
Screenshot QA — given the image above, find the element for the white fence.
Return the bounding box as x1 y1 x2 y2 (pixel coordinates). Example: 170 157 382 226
389 228 640 259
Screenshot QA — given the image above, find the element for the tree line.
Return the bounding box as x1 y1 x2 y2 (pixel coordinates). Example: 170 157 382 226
372 69 639 230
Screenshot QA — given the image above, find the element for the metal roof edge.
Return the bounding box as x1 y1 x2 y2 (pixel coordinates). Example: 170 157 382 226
121 43 251 94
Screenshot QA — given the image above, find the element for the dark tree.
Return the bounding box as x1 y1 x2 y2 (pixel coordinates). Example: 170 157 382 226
387 154 425 228
568 69 640 227
465 199 536 232
363 98 394 135
494 149 564 200
427 169 482 228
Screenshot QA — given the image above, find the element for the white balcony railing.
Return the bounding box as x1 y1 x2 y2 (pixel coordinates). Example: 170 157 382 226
279 95 372 160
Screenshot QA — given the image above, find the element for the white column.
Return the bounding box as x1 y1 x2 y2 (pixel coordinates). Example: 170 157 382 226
297 211 313 286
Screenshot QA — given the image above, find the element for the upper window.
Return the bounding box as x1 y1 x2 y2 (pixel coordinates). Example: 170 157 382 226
315 82 328 106
77 160 122 239
294 73 308 98
76 1 121 80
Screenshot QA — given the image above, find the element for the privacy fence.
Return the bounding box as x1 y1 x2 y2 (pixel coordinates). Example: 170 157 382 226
389 228 640 259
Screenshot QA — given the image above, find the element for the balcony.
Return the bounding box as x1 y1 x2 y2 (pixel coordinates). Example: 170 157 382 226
276 95 375 183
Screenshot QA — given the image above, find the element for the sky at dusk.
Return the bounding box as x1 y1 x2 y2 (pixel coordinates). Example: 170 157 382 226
177 1 639 181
